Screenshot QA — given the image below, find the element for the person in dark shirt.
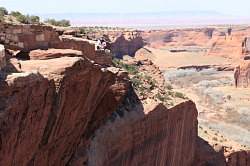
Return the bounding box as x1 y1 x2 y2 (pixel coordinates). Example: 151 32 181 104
234 65 240 88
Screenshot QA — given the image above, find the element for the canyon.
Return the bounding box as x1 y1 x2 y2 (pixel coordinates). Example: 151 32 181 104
0 22 250 166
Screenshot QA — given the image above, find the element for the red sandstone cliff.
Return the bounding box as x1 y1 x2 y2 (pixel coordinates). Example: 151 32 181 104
226 151 250 166
0 56 132 166
0 23 249 166
111 34 145 59
235 60 250 88
0 53 200 166
0 23 112 65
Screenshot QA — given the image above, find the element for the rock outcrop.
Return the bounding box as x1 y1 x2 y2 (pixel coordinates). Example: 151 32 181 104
226 151 250 166
194 138 226 166
235 61 250 88
29 49 83 60
0 56 132 166
0 23 59 51
0 23 249 166
111 34 145 59
83 101 198 166
51 35 112 65
242 37 250 55
0 23 112 65
0 53 201 166
0 44 6 70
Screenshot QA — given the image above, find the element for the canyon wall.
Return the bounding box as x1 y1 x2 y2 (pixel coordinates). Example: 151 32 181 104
0 24 249 166
0 23 112 65
51 35 112 65
0 23 59 51
0 56 132 166
111 35 145 59
0 52 200 166
237 61 250 88
85 101 198 166
226 151 250 166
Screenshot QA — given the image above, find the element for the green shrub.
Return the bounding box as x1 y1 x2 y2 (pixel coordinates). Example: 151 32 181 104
112 58 139 75
0 7 8 16
79 28 86 34
165 84 173 90
11 11 40 24
156 93 171 102
28 15 40 24
0 14 4 22
45 18 71 27
144 74 157 90
15 14 27 23
174 92 186 99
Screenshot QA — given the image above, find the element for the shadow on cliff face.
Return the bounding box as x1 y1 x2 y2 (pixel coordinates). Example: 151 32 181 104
72 100 199 166
195 137 227 166
15 51 30 60
0 56 144 166
111 35 146 59
0 51 20 80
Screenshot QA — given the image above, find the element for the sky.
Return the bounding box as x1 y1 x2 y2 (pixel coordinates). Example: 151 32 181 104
0 0 250 17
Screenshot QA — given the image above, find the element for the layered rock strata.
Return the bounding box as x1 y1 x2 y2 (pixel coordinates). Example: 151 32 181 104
236 61 250 88
84 101 198 166
0 56 131 166
0 51 201 166
0 23 112 65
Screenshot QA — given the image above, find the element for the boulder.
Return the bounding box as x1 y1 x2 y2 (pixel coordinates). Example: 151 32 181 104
111 34 145 59
29 49 83 60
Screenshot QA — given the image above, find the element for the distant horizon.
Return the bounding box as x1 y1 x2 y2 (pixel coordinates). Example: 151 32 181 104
1 0 250 28
35 11 250 28
1 0 250 17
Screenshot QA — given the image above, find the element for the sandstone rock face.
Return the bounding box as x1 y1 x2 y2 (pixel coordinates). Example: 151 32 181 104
51 35 112 65
0 44 6 70
0 57 131 166
0 52 202 166
29 49 83 60
236 61 250 87
111 35 145 58
83 101 198 166
0 23 59 51
226 151 250 166
194 138 226 166
0 23 112 65
242 37 250 55
1 24 248 166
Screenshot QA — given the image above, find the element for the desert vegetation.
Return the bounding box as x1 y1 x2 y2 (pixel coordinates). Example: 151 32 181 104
0 6 40 24
113 58 186 106
10 11 40 24
0 7 8 21
44 18 70 27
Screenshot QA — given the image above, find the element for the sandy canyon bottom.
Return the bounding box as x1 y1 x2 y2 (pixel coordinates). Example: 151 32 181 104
147 46 250 149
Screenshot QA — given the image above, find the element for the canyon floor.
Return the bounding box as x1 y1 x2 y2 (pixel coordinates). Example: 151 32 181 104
141 44 250 151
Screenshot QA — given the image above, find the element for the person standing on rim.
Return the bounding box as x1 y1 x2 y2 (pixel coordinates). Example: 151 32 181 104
228 26 232 40
234 65 240 88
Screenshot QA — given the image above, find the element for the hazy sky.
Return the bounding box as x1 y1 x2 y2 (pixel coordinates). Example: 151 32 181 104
0 0 249 16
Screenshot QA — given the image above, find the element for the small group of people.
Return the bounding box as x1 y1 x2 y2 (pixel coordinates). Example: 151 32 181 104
96 38 107 50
